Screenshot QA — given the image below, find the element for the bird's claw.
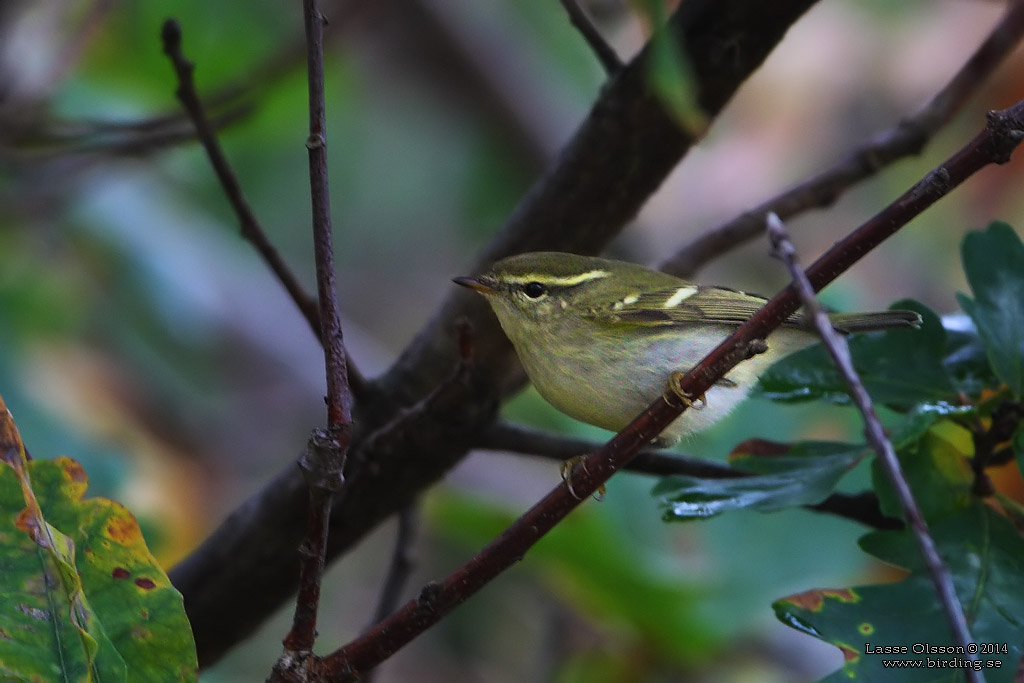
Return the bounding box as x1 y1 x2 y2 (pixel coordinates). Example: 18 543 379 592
667 371 707 410
561 456 606 501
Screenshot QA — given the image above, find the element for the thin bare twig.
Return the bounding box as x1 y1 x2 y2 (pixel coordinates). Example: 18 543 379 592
370 505 420 627
277 430 347 659
559 0 622 74
766 213 981 682
161 19 367 400
301 5 350 430
479 422 900 529
661 0 1024 278
3 104 253 159
276 0 353 669
361 505 420 683
161 20 322 340
322 97 1024 677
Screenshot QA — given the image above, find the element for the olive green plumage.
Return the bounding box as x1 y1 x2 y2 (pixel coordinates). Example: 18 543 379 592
455 252 920 445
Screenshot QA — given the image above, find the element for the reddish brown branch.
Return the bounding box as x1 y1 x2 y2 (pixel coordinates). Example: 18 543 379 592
324 100 1024 677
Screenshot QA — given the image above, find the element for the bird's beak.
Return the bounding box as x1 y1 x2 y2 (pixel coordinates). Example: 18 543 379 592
453 275 498 295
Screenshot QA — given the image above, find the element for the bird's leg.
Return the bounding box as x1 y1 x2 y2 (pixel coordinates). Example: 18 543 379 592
664 338 768 410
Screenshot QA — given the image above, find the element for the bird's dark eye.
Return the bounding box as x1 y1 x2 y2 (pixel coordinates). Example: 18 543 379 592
522 282 546 298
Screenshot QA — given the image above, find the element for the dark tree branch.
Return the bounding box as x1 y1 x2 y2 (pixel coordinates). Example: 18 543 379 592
478 421 745 479
766 214 980 681
479 422 900 529
660 0 1024 278
970 399 1024 495
168 1 843 665
807 492 902 531
559 0 622 74
370 505 420 627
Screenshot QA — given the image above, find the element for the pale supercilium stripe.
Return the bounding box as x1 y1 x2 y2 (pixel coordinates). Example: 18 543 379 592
511 269 610 287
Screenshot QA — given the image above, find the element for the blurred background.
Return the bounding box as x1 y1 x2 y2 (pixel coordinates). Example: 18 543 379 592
2 0 1023 681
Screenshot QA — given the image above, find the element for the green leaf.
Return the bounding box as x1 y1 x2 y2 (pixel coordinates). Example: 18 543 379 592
886 402 976 453
757 300 954 409
872 419 974 523
957 221 1024 398
653 440 866 520
943 325 1003 397
0 399 197 683
638 0 707 135
774 504 1024 682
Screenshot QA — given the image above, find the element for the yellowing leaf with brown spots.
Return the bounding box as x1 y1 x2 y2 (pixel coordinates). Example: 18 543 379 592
0 395 197 682
773 504 1024 681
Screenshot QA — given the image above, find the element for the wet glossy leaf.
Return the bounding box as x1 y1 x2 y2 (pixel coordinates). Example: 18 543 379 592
957 222 1024 398
757 300 954 409
654 440 866 520
774 504 1024 681
886 402 975 452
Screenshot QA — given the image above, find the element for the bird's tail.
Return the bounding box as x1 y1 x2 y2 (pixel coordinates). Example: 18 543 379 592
826 310 922 334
